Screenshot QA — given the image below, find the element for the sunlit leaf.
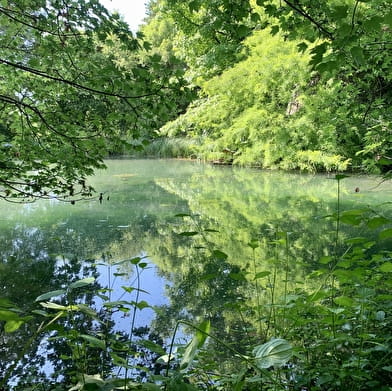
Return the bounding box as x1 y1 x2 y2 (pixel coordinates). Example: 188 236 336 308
0 309 22 321
180 320 210 369
379 262 392 273
253 338 292 368
135 300 150 310
40 302 77 311
68 277 95 290
5 320 25 333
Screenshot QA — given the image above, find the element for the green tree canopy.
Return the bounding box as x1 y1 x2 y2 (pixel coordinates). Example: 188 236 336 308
0 0 193 202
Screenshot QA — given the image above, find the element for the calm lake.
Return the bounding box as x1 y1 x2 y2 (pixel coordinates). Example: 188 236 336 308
1 158 391 379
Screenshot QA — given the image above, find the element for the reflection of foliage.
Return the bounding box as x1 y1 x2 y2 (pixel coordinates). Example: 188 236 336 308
1 161 391 389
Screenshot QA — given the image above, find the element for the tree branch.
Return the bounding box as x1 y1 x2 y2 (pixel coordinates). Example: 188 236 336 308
0 58 162 100
282 0 334 40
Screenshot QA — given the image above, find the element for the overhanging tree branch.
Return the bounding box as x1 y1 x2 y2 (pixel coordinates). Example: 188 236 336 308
0 58 163 100
282 0 334 40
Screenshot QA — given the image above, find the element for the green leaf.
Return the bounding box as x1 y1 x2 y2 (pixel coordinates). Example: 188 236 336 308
248 240 259 249
180 320 210 369
367 216 390 229
178 231 199 236
254 271 271 279
297 42 308 53
376 157 392 166
334 296 354 307
319 256 332 264
237 25 251 38
68 277 95 290
189 0 200 12
350 47 365 66
80 334 106 350
253 338 292 368
137 340 166 355
228 272 247 281
379 262 392 273
0 298 14 308
135 300 150 310
40 302 77 311
35 290 66 302
384 11 392 26
379 228 392 240
211 249 228 260
0 309 22 321
5 319 25 333
327 307 345 314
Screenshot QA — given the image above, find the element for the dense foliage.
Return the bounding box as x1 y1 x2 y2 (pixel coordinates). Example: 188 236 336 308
0 0 192 201
145 0 392 173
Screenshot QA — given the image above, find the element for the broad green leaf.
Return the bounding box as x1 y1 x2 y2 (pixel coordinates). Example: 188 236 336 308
211 249 228 260
319 256 332 264
0 298 14 307
68 277 95 290
180 320 210 369
228 272 247 281
248 240 259 249
297 42 308 53
35 290 66 302
253 338 292 368
0 309 22 321
367 216 390 229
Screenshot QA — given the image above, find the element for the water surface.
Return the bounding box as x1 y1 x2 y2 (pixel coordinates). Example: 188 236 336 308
1 159 391 379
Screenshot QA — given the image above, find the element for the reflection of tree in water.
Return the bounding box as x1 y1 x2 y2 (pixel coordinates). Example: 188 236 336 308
147 169 390 371
0 229 96 389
